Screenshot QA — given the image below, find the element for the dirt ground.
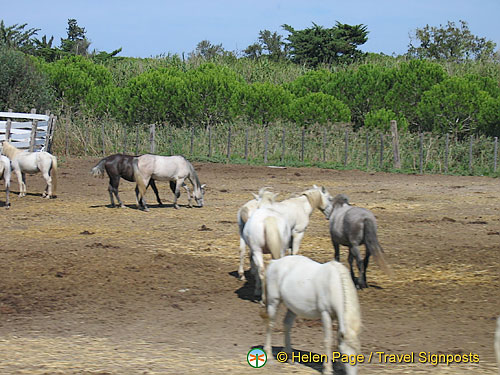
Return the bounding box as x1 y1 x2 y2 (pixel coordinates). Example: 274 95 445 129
0 157 499 374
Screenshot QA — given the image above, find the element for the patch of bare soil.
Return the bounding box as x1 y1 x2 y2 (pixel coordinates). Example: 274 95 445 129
0 158 498 374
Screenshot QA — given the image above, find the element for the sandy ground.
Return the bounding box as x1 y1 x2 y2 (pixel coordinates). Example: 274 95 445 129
0 157 499 374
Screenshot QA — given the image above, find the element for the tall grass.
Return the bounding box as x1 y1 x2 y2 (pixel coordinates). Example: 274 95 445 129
52 117 499 177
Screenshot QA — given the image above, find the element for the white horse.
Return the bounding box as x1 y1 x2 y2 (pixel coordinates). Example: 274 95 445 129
264 255 361 375
237 187 277 281
242 204 292 300
134 154 205 211
1 141 57 198
266 185 333 255
0 155 11 208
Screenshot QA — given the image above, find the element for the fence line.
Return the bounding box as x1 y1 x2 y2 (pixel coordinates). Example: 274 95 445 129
51 120 500 176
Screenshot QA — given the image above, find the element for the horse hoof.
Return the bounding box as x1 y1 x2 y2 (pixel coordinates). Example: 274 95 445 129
239 275 246 282
174 205 180 209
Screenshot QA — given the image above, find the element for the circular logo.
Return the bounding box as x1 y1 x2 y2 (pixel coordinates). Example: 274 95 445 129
247 348 267 368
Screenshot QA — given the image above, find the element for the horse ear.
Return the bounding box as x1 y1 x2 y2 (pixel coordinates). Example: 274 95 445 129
201 184 206 189
321 186 326 193
313 184 318 189
252 193 259 200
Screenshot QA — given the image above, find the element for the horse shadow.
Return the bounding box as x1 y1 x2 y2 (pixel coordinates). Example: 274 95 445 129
251 344 349 374
230 270 261 303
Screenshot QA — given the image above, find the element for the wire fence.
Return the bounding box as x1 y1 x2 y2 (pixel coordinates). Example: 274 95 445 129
52 118 500 177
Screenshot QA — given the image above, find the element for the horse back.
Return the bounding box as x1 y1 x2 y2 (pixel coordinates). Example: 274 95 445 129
104 154 136 182
141 154 189 181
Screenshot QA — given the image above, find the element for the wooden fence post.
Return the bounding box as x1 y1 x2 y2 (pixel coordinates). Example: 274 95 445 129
390 120 401 169
444 133 449 174
379 134 384 169
301 128 305 162
419 133 424 174
365 134 369 169
469 135 473 174
122 126 127 153
344 130 348 167
281 128 286 162
323 127 327 162
101 122 106 156
149 123 156 154
264 126 269 163
29 108 38 152
135 125 140 155
5 109 13 141
46 114 56 154
190 125 195 156
65 117 69 156
494 137 498 173
208 126 212 158
227 125 231 161
244 128 249 162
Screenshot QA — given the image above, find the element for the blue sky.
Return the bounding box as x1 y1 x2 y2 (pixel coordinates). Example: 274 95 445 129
3 0 499 58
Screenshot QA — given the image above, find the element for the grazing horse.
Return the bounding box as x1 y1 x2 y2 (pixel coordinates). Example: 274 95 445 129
264 255 361 375
134 154 206 211
0 155 11 208
1 141 57 198
327 194 390 289
242 204 292 300
237 187 277 281
91 154 164 208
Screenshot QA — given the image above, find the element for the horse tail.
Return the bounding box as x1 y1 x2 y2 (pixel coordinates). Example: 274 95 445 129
264 216 282 260
133 157 147 199
364 218 392 276
91 157 107 178
50 155 58 197
331 261 362 353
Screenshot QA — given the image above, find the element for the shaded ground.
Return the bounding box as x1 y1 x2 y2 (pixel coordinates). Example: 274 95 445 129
0 157 499 374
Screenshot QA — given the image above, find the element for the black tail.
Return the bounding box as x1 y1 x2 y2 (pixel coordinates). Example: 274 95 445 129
364 218 391 275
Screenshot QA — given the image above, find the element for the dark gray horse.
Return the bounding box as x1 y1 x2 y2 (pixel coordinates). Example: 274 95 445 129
326 194 390 289
91 154 168 208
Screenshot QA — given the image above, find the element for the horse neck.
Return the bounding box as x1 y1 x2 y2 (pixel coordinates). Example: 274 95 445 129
333 262 361 353
3 143 21 159
302 191 322 214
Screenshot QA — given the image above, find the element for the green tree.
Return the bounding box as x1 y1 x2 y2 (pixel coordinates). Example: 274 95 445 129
60 19 90 56
416 76 490 135
282 22 368 67
407 20 497 61
384 60 447 131
183 63 244 128
0 20 39 54
244 30 287 61
123 67 188 125
0 47 54 111
364 109 408 132
289 92 350 126
286 69 334 97
242 82 292 125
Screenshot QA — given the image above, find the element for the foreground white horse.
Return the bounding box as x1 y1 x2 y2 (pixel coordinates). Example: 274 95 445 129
237 187 277 281
264 255 361 375
242 204 291 300
1 141 57 198
0 155 11 208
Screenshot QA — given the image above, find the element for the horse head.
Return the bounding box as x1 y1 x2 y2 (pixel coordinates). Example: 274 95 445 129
304 185 333 218
194 183 206 207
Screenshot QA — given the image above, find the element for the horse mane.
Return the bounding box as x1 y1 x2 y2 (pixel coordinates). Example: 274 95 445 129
185 157 201 188
302 188 321 209
331 261 362 352
2 141 22 159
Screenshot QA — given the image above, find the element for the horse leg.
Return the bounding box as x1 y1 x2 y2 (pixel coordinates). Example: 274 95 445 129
283 309 297 361
351 245 367 289
264 297 280 361
321 310 333 374
238 237 247 281
173 179 185 209
135 184 149 211
333 242 341 262
182 183 192 208
363 248 371 287
5 181 10 209
19 171 26 197
348 250 358 287
291 230 304 255
251 250 265 302
149 179 163 206
41 167 53 198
